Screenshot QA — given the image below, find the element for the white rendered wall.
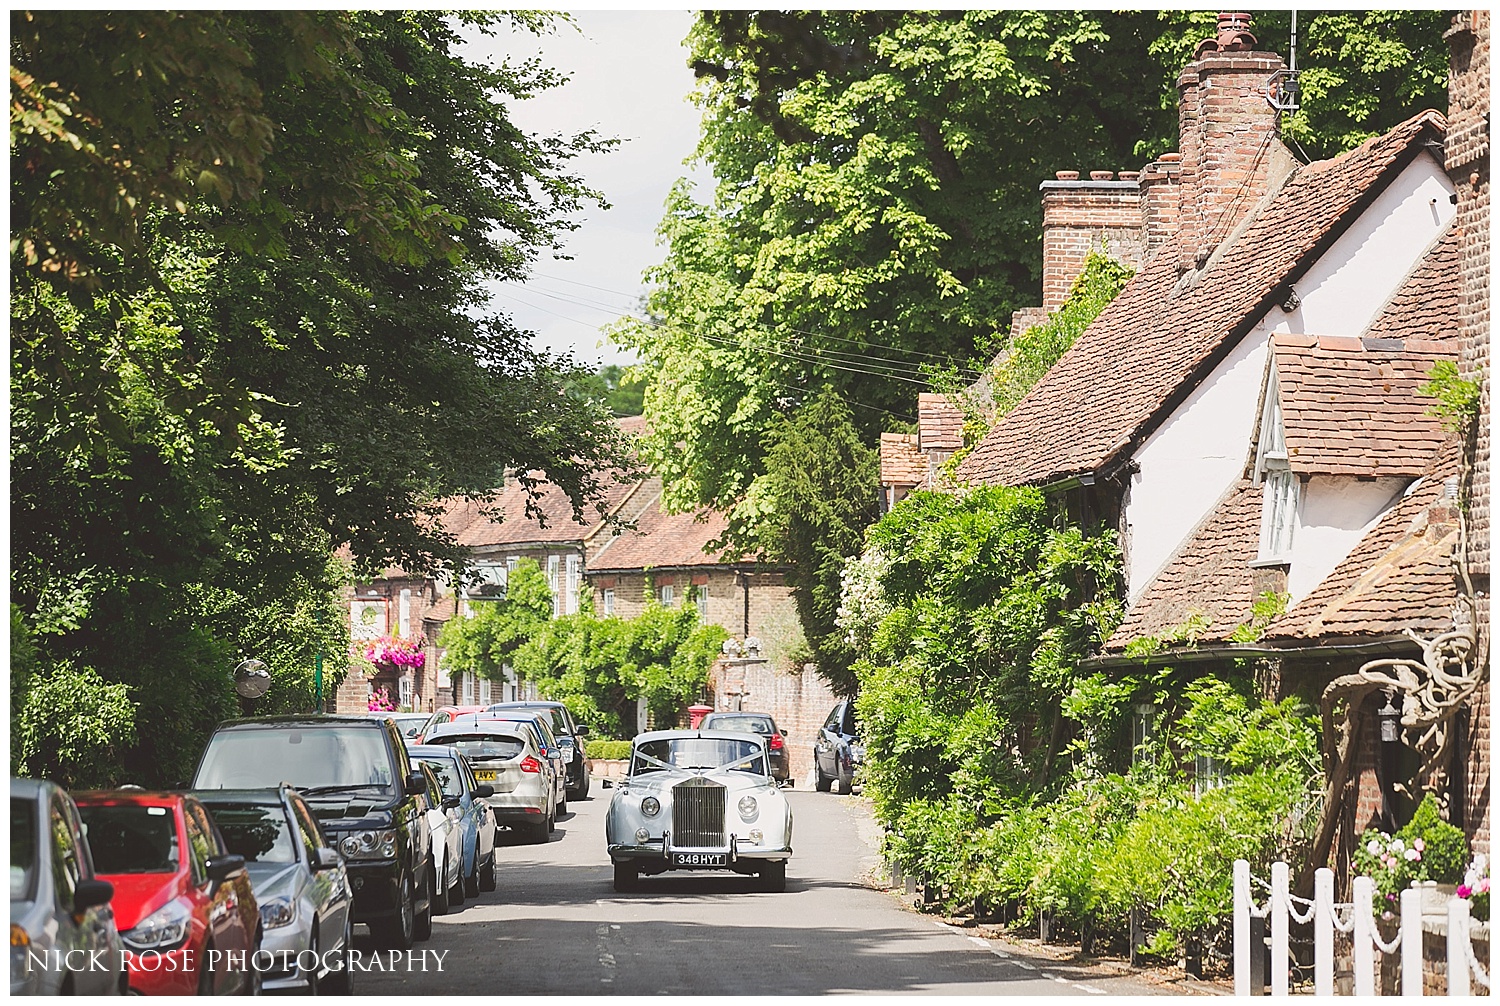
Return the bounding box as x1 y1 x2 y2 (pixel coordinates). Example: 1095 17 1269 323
1125 325 1270 599
1270 152 1455 338
1286 476 1409 604
1122 150 1454 602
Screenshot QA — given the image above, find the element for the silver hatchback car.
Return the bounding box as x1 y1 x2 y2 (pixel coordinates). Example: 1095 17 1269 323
426 722 558 844
11 777 128 995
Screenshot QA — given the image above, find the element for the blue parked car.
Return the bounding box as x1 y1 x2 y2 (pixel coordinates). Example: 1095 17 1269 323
405 745 498 896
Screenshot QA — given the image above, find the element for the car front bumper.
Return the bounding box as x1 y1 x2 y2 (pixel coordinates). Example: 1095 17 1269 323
257 916 318 991
609 835 792 873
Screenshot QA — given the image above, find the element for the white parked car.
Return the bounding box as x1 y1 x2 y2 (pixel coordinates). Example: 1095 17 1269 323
416 762 464 915
605 730 792 892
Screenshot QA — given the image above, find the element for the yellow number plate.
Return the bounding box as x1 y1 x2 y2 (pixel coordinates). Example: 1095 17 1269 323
475 770 498 781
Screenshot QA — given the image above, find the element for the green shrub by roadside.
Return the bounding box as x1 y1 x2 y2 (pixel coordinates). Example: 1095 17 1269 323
585 739 634 761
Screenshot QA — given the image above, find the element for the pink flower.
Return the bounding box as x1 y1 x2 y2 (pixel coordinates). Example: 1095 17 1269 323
1480 878 1491 895
1404 848 1421 862
1458 884 1474 899
1413 838 1425 853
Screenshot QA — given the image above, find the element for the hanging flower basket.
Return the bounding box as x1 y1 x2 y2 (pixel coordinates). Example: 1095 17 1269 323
359 633 427 675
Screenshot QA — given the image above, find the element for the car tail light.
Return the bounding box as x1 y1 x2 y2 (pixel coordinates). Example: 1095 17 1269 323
769 733 784 751
520 755 542 774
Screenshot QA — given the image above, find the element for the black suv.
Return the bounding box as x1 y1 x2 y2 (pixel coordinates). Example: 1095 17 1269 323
191 715 434 949
486 701 591 800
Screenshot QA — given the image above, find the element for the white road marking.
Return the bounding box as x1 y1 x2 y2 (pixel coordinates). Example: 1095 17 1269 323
1015 961 1037 971
1075 984 1106 995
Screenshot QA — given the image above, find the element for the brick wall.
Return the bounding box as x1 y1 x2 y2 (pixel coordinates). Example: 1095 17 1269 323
708 657 841 783
1040 177 1145 310
1138 153 1183 255
1445 9 1491 857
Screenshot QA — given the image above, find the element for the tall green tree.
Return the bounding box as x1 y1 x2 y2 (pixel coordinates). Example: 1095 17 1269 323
10 11 626 785
735 390 878 693
613 9 1451 518
437 560 555 681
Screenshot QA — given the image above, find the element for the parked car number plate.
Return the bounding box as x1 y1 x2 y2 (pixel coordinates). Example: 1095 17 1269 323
672 852 727 867
475 770 498 781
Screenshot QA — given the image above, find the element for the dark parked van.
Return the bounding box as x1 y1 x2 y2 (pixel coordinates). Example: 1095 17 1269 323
192 715 433 950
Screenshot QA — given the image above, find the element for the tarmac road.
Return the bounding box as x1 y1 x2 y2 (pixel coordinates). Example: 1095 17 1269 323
350 784 1178 996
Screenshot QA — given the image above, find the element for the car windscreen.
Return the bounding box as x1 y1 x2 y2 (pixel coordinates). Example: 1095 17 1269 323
412 756 463 796
701 715 773 735
11 798 37 901
193 725 396 796
393 716 426 738
77 804 180 874
202 802 296 864
632 738 766 776
430 734 526 762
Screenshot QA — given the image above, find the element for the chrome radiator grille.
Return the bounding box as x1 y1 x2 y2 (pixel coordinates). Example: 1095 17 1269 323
672 778 726 847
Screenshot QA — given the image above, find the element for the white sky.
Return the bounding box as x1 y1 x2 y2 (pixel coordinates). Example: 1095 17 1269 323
459 11 708 370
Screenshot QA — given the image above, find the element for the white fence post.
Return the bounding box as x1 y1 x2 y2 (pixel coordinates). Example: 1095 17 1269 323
1272 860 1290 995
1447 896 1471 996
1235 859 1252 996
1354 875 1377 996
1402 885 1423 996
1315 867 1335 996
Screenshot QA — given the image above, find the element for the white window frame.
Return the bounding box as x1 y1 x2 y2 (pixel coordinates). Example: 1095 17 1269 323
460 673 474 705
694 582 708 618
1254 369 1299 562
547 555 562 617
398 676 413 710
478 678 492 705
602 588 615 616
565 554 581 615
658 582 674 607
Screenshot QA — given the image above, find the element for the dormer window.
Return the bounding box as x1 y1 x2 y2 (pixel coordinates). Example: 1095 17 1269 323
1255 369 1298 562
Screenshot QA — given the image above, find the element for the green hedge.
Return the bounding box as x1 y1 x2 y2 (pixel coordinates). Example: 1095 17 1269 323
585 739 633 761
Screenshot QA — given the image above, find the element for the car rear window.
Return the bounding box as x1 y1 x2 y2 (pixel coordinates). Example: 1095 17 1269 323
193 724 396 796
430 734 525 761
11 798 37 901
78 804 180 874
702 715 773 735
202 802 296 864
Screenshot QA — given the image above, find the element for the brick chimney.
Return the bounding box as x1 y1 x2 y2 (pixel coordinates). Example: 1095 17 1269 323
1138 152 1183 256
1175 13 1285 272
1039 170 1145 311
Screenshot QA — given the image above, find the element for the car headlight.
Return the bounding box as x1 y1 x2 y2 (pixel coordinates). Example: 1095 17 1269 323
640 796 660 818
738 795 758 820
259 897 297 929
635 828 651 844
122 898 192 952
338 829 399 860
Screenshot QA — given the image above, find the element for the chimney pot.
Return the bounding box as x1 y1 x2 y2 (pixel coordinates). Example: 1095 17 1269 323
1090 170 1114 181
1055 170 1080 181
1159 152 1182 163
1118 170 1141 181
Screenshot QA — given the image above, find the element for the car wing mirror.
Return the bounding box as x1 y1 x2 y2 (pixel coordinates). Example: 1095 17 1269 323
205 853 246 885
780 729 788 737
472 784 494 798
442 795 462 810
575 724 589 736
404 772 428 796
72 878 114 915
313 847 341 871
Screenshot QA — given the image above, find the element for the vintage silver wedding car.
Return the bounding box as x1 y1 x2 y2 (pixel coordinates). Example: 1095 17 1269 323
605 730 792 892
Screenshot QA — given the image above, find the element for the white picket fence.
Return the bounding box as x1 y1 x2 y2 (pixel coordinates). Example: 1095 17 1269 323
1234 860 1490 995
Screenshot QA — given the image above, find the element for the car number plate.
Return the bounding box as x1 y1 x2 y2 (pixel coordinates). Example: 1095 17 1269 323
671 852 727 867
475 770 498 781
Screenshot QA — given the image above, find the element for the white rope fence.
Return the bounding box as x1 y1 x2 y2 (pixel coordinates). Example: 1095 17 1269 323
1235 859 1489 996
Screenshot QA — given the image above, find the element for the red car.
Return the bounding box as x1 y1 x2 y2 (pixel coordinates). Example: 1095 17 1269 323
74 791 261 995
416 705 489 743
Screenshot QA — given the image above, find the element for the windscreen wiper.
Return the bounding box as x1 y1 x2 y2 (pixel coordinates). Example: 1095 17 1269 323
298 783 386 796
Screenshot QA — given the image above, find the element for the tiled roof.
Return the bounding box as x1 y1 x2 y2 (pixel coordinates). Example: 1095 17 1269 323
1264 441 1462 641
1104 480 1263 651
958 111 1445 488
1275 335 1457 477
585 490 736 572
918 393 964 451
880 433 926 487
1362 223 1461 342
